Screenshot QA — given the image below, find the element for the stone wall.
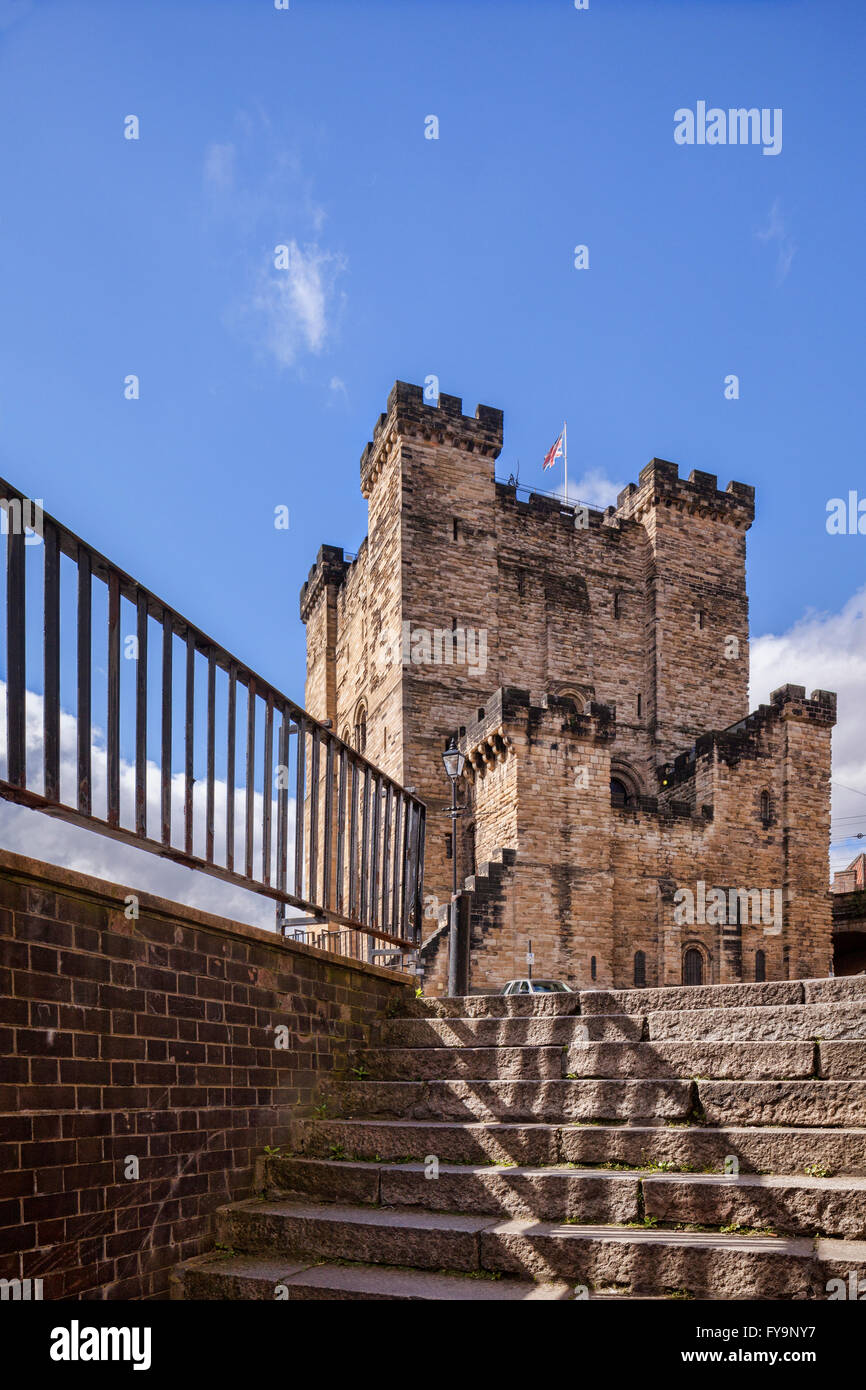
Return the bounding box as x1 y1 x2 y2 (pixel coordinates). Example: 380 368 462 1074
0 850 412 1300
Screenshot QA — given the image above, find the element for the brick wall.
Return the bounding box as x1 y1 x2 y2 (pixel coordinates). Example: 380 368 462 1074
0 850 412 1300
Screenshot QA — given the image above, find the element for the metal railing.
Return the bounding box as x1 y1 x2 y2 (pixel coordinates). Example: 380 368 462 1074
0 478 426 956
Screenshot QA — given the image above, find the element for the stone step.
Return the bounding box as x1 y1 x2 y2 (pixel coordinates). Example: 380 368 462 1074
327 1077 695 1123
564 1041 814 1080
649 1001 866 1043
363 1044 564 1081
363 1039 826 1082
699 1080 866 1128
297 1118 866 1175
579 981 806 1016
401 994 582 1019
211 1197 866 1299
382 1014 645 1047
483 1219 866 1299
215 1199 496 1272
173 1253 573 1300
264 1155 642 1222
264 1156 866 1238
643 1172 866 1241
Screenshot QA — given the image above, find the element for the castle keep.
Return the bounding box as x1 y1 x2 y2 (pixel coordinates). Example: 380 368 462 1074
301 382 836 992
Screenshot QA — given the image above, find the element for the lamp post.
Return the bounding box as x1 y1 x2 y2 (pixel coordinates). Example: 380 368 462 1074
442 736 466 996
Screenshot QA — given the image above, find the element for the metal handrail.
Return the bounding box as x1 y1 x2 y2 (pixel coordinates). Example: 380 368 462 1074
0 477 426 949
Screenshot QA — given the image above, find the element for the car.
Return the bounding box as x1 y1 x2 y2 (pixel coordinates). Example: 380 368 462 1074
500 978 573 995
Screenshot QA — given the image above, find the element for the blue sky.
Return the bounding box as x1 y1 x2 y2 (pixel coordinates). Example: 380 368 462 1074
1 0 865 905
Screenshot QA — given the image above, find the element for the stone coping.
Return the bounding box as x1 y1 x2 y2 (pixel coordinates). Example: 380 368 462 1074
0 847 411 987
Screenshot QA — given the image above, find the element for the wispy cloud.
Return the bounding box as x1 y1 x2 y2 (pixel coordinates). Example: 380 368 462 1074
751 585 866 875
201 114 345 371
756 198 796 284
251 241 347 367
552 467 626 510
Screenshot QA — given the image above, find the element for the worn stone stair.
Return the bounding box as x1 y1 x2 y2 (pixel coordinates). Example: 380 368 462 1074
172 975 866 1301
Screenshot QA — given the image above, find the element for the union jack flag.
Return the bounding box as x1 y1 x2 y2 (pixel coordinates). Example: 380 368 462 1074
542 430 564 471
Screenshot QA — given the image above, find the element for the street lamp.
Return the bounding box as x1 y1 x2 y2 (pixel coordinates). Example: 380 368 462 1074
442 737 465 896
442 736 466 995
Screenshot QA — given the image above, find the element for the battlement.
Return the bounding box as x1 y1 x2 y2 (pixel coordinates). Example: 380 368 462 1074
459 686 617 773
299 543 350 623
360 380 504 497
614 458 755 528
661 685 837 790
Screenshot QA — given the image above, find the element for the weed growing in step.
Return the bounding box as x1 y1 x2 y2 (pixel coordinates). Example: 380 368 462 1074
804 1162 832 1178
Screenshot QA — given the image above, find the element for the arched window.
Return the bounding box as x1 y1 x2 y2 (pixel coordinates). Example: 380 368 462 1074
353 703 367 754
610 762 642 809
683 946 704 986
341 727 351 746
755 949 766 982
611 777 631 808
760 790 771 828
633 950 646 987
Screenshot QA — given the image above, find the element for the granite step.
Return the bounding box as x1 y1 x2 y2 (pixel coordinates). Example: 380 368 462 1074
209 1197 866 1300
699 1080 866 1128
263 1155 642 1222
297 1117 866 1174
363 1044 565 1081
648 1001 866 1043
173 1253 574 1301
642 1171 866 1241
382 1014 644 1047
327 1077 695 1123
362 1039 822 1082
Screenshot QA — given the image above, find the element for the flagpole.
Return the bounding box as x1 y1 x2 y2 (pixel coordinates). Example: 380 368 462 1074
563 420 568 505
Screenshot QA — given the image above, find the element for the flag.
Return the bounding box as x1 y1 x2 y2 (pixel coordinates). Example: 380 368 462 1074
542 431 564 471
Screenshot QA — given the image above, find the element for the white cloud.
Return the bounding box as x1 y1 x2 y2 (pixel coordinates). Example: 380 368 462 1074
200 116 344 372
252 241 346 366
551 467 626 510
756 198 796 284
0 685 297 931
750 585 866 876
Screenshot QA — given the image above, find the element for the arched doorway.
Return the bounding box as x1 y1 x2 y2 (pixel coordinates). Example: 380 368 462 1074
683 946 704 986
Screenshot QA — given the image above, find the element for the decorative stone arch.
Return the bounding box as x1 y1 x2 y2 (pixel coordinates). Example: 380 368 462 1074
557 686 593 715
682 940 711 986
610 759 643 809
